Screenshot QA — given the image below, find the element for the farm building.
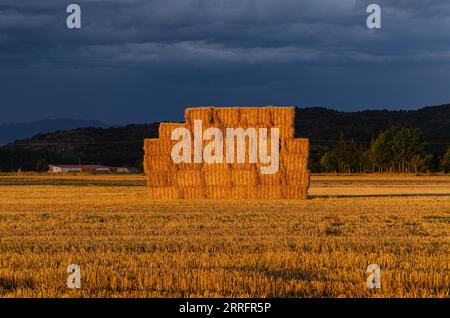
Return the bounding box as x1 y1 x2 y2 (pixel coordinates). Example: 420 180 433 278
48 165 130 174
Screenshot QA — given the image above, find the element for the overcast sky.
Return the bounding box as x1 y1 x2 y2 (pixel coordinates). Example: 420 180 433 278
1 0 450 125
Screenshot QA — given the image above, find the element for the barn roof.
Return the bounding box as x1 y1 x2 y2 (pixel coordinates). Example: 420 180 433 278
49 164 108 169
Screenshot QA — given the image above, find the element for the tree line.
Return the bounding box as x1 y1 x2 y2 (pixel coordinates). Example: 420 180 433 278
0 125 449 174
310 126 450 173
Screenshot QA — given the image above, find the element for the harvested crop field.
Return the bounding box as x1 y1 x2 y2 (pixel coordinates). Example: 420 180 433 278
0 174 448 297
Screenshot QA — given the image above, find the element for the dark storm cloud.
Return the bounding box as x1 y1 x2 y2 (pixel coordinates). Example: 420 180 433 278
1 0 450 124
2 0 450 68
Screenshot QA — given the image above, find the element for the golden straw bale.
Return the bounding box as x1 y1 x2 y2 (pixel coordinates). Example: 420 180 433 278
174 170 202 187
231 170 257 186
144 107 310 200
202 162 230 171
278 127 295 139
148 187 157 199
202 169 231 186
255 185 282 199
239 107 261 126
144 155 174 171
284 138 309 155
177 162 203 171
147 171 172 187
258 107 274 126
185 107 216 128
239 107 274 126
281 154 308 171
144 139 174 155
271 107 295 126
144 138 159 154
149 186 180 200
160 186 180 200
258 172 281 185
143 156 151 174
284 170 304 186
229 186 254 199
206 186 230 199
215 107 241 127
178 186 206 199
285 172 309 193
159 123 186 140
282 187 308 200
271 107 295 138
230 163 257 170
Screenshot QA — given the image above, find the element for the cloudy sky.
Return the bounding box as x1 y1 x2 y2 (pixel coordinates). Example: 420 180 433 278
1 0 450 124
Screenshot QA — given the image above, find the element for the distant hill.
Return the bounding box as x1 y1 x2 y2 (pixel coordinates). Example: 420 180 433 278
0 119 108 145
295 104 450 147
0 104 448 171
0 124 159 171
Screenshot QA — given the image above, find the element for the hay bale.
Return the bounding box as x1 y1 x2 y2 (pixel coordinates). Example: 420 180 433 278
271 107 295 126
178 186 206 199
144 107 310 200
144 138 159 154
206 186 230 199
149 186 180 200
284 138 309 154
230 186 254 199
258 172 281 185
237 107 258 126
272 107 295 138
255 185 282 199
143 156 151 174
231 170 257 186
279 127 295 139
174 170 202 187
202 162 230 171
284 170 310 188
147 171 172 187
230 163 257 170
144 154 174 171
185 107 216 128
281 154 308 171
258 107 274 126
215 107 241 127
144 139 174 155
177 162 203 171
282 187 308 200
203 169 231 186
159 123 186 140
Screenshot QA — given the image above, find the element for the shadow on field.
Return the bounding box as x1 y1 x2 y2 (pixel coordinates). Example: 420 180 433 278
309 193 450 199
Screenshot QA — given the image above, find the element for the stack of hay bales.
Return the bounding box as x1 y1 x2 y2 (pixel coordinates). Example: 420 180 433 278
144 107 309 200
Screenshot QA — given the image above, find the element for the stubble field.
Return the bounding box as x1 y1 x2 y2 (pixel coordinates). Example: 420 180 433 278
0 174 448 297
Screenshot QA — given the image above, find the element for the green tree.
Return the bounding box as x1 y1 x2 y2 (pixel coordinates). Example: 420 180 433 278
370 127 426 172
320 133 365 173
440 147 450 172
320 151 338 172
370 128 397 172
392 127 426 172
309 145 329 172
